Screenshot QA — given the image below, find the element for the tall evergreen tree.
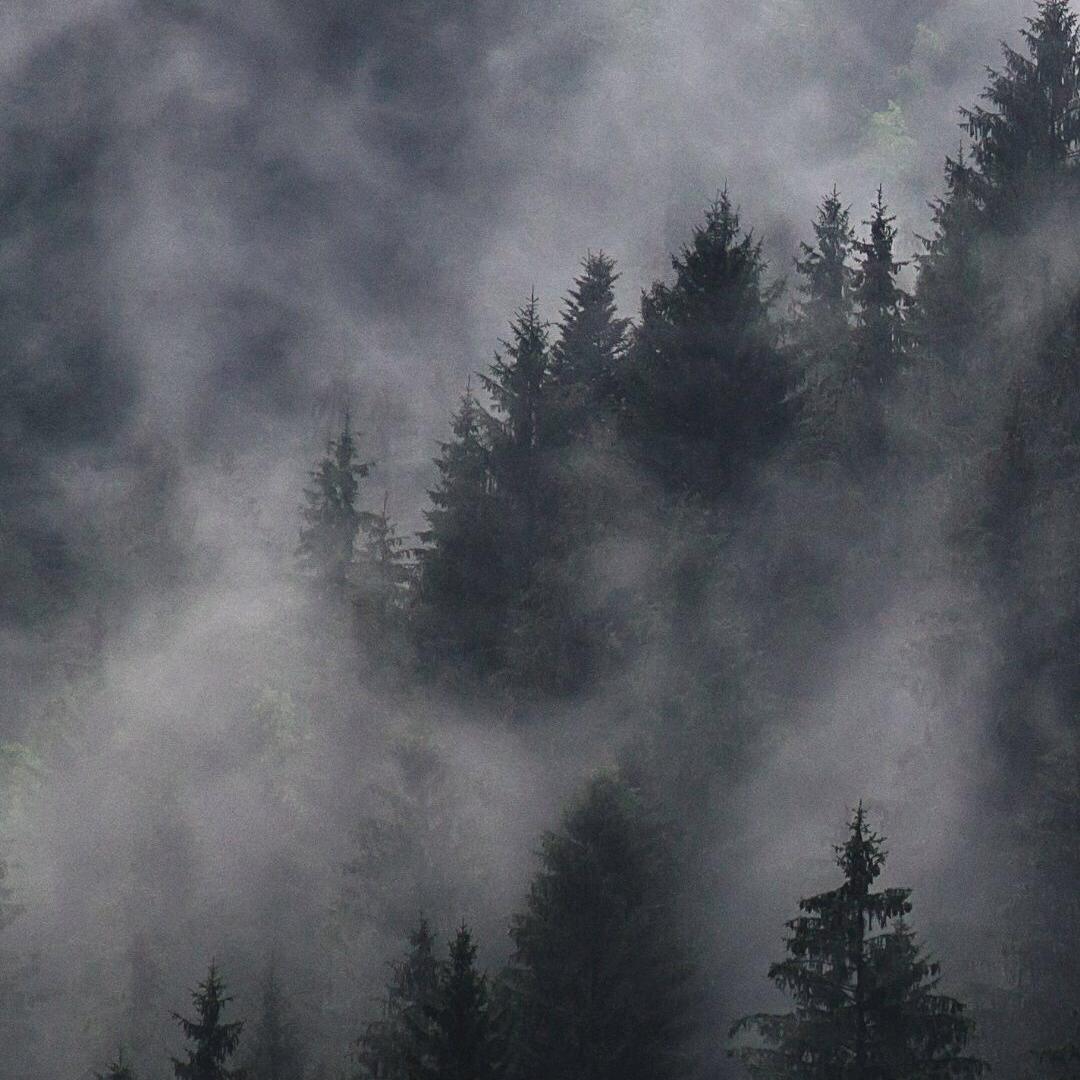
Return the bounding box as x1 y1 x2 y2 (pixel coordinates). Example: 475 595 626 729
790 187 858 453
548 252 630 441
413 380 504 680
243 962 305 1080
354 492 412 658
962 0 1080 206
171 963 244 1080
354 919 441 1080
482 293 551 461
297 412 371 598
507 772 695 1080
853 187 908 396
428 926 494 1080
731 805 984 1080
623 190 787 502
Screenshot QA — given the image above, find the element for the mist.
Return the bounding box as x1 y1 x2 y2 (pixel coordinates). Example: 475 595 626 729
2 1 1078 1078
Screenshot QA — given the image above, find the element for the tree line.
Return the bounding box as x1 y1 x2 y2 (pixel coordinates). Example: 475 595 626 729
91 789 993 1080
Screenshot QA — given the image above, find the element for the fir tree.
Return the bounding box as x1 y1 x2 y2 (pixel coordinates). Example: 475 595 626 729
481 293 551 461
623 190 787 502
795 186 856 328
354 492 412 655
171 963 245 1080
910 149 986 381
963 0 1080 204
243 962 305 1080
297 412 371 597
547 251 630 441
790 187 858 453
428 926 494 1080
731 805 985 1080
354 919 441 1080
853 187 908 395
507 772 695 1080
413 380 504 680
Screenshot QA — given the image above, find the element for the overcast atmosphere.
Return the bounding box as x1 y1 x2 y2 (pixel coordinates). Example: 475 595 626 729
3 2 1080 1079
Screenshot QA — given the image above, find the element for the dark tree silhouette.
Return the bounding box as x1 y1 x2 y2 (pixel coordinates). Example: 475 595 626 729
171 963 244 1080
732 805 984 1080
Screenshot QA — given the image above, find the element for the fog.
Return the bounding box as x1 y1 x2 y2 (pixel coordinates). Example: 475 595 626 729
0 1 1066 1076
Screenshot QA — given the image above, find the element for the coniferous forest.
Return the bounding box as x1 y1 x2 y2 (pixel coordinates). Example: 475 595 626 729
6 1 1080 1078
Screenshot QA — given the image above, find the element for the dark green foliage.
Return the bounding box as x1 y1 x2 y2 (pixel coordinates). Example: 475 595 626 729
853 188 908 398
911 151 986 373
171 963 245 1080
731 806 984 1080
791 187 858 455
298 412 371 597
507 772 695 1080
243 963 305 1080
353 919 440 1080
962 0 1080 205
414 381 504 680
547 251 630 441
623 191 788 502
428 926 494 1080
354 492 413 659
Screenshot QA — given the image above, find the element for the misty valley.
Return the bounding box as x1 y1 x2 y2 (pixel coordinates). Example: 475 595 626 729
4 1 1080 1079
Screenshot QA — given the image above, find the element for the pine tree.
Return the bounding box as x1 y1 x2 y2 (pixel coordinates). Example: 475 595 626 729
297 412 371 597
243 962 305 1080
507 772 695 1080
413 381 504 680
853 187 908 395
428 926 494 1080
623 190 787 502
795 187 857 329
911 150 985 373
547 252 630 441
790 187 858 453
962 0 1080 205
354 492 412 654
731 805 985 1080
171 963 245 1080
481 293 551 461
354 919 441 1080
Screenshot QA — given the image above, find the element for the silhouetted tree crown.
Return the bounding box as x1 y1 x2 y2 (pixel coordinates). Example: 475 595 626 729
508 772 695 1080
731 805 985 1080
171 963 244 1080
623 190 788 501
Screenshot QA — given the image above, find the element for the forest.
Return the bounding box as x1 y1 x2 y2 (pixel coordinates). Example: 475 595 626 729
3 0 1080 1078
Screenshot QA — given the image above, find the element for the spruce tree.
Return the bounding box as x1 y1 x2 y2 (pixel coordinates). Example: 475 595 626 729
731 805 984 1080
171 963 245 1080
790 187 858 454
622 190 787 502
912 151 984 363
354 919 441 1080
243 962 305 1080
853 187 908 396
428 926 494 1080
962 0 1080 205
354 491 412 656
297 412 371 598
481 293 551 462
548 251 630 441
413 381 504 680
507 772 695 1080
